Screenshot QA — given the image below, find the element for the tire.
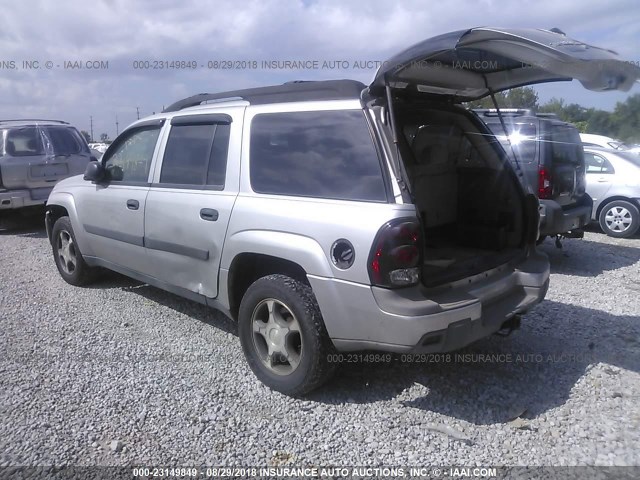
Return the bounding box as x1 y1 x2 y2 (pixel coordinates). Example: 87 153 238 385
238 274 336 396
51 216 97 286
598 200 640 238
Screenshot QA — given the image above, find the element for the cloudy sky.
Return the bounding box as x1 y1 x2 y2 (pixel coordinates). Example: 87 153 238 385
1 0 639 140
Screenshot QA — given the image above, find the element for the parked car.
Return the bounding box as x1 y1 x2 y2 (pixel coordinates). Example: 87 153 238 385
584 146 640 238
0 119 92 216
475 109 592 244
45 27 639 395
580 133 629 151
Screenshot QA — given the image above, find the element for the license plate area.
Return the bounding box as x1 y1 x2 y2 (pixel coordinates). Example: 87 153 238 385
30 163 68 179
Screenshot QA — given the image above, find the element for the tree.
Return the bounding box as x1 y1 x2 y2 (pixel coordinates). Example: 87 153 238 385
611 94 640 143
80 130 91 143
100 133 109 142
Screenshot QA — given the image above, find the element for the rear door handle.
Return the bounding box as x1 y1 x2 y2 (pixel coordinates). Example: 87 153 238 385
200 208 219 221
126 199 139 210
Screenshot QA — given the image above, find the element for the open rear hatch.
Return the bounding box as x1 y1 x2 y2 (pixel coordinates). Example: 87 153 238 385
369 27 640 287
370 27 640 99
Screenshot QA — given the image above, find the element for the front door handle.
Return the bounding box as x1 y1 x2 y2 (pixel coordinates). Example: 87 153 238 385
200 208 219 221
126 199 140 210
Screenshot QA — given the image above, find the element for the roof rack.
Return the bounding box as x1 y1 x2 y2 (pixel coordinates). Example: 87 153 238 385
0 119 70 125
163 79 365 112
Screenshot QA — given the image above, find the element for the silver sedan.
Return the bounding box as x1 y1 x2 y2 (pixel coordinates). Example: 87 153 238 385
584 146 640 238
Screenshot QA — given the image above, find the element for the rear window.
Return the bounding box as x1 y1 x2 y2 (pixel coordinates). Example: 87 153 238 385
44 127 85 155
6 127 44 156
548 125 584 166
5 126 85 156
485 122 537 165
250 110 386 202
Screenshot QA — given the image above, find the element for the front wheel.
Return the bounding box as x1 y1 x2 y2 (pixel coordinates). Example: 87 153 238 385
51 216 97 286
238 274 336 396
599 200 640 238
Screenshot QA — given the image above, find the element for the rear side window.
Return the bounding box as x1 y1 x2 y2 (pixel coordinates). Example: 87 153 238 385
250 110 386 202
584 152 614 174
160 123 230 187
6 127 44 156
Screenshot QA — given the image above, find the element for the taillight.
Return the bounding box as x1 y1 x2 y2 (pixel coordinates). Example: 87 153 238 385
368 218 422 288
538 167 553 199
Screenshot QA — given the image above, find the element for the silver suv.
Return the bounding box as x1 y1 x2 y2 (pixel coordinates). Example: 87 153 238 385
0 120 92 215
45 28 639 395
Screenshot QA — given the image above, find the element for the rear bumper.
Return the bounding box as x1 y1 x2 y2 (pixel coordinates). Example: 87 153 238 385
308 250 550 353
0 188 51 210
539 195 592 236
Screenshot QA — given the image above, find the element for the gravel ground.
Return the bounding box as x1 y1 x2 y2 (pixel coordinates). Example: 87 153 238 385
0 217 639 468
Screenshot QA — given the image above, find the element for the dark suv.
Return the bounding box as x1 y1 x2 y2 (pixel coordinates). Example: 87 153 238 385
0 120 92 216
475 109 592 243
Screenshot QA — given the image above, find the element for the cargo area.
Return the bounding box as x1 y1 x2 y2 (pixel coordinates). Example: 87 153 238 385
396 105 526 287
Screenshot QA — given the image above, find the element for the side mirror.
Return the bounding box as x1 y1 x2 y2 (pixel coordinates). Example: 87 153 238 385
84 161 105 182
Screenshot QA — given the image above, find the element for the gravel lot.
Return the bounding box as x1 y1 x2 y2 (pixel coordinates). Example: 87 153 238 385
1 216 639 468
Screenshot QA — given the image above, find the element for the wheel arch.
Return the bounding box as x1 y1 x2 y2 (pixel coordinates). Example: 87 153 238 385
227 252 311 321
595 196 640 219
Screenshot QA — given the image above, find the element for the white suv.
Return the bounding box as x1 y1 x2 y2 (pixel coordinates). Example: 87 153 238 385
45 28 639 395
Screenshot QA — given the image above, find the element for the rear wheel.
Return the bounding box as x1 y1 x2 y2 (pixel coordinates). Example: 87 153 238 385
238 274 336 396
599 200 640 238
52 216 97 285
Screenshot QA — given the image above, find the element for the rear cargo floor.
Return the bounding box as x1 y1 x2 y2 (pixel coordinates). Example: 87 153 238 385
423 243 520 288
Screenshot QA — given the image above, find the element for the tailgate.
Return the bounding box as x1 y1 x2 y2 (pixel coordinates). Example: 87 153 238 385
0 155 72 190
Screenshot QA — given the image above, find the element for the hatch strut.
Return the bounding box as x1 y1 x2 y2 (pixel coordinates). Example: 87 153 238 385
384 82 412 197
487 87 523 177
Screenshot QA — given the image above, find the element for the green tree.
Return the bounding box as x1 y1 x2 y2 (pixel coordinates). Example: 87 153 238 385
100 133 109 143
80 130 91 143
611 94 640 143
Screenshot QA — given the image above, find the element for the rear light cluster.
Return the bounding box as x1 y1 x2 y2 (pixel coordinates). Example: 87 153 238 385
368 218 422 288
538 167 553 199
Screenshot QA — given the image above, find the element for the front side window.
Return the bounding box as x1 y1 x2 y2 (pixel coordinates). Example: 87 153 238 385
250 110 386 202
103 127 161 183
160 123 230 187
6 127 44 156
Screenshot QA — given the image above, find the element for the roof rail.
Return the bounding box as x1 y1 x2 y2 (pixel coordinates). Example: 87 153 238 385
0 119 70 125
163 79 366 112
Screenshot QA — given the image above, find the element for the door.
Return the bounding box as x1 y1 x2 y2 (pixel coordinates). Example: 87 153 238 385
75 121 164 273
143 112 239 299
584 151 615 204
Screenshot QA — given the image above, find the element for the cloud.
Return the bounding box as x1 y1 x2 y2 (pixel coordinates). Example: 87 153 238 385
1 0 638 138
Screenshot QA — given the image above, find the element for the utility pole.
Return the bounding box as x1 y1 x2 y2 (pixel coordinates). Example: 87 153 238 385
115 115 119 136
90 116 94 142
136 107 140 120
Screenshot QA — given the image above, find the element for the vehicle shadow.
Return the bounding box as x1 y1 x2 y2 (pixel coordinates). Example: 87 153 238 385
538 238 640 276
119 282 238 336
0 210 46 237
311 300 640 425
